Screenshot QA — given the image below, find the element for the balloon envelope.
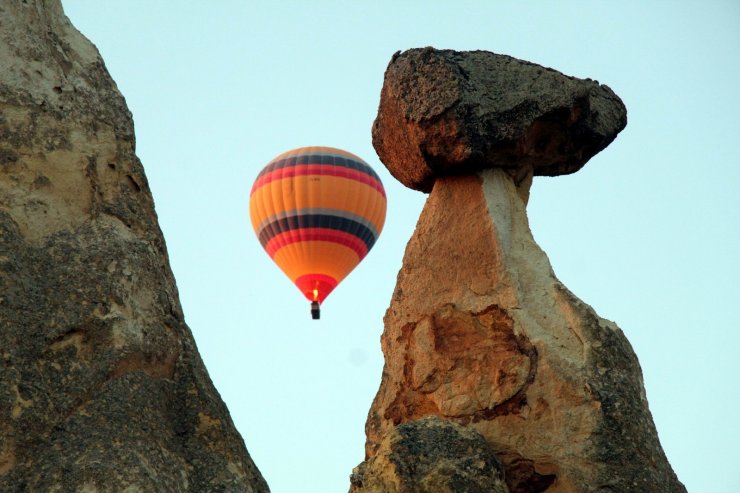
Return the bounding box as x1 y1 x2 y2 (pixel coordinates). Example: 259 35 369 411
249 146 387 305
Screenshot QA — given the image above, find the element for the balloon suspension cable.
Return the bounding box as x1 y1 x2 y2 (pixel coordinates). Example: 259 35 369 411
311 301 320 320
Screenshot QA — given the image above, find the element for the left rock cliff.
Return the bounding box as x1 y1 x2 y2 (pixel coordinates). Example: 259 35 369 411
0 1 269 491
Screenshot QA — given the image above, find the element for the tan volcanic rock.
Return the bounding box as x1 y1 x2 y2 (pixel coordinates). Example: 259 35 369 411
350 416 509 493
372 48 627 193
358 48 685 493
0 1 268 491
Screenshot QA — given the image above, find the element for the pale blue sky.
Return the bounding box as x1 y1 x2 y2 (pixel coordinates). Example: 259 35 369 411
62 2 739 492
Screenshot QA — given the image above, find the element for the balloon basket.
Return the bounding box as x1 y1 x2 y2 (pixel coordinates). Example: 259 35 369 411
311 301 320 320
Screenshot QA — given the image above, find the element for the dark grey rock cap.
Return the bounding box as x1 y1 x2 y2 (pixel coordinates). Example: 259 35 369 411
372 47 628 192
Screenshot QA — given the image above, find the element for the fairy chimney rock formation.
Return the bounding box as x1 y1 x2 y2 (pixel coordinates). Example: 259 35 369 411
0 1 268 491
358 48 685 493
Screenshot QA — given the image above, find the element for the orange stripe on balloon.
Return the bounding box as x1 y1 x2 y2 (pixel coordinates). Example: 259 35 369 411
271 242 361 284
249 176 387 233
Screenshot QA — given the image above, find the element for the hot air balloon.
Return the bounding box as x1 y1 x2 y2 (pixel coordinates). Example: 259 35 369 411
249 146 387 319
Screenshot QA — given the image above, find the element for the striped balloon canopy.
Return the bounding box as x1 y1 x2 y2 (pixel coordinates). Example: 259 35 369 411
249 146 387 317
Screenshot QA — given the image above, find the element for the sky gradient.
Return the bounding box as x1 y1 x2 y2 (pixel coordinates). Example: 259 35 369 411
62 2 739 492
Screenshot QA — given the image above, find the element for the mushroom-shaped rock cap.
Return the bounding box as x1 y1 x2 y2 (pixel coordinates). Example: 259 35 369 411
372 47 628 192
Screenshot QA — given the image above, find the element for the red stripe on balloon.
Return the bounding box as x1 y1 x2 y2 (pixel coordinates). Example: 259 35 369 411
251 164 386 197
265 228 368 259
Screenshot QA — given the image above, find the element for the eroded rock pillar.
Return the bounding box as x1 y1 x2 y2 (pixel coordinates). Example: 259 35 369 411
355 47 685 493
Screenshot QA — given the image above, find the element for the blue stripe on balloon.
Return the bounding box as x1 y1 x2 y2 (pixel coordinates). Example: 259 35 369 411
257 213 377 251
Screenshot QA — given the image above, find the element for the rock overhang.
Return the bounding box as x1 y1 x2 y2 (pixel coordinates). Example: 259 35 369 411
372 47 628 192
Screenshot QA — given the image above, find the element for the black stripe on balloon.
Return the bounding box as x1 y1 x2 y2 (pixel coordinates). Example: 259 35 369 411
258 214 377 251
257 153 382 182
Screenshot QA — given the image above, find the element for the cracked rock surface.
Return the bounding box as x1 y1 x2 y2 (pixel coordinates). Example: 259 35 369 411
0 1 268 491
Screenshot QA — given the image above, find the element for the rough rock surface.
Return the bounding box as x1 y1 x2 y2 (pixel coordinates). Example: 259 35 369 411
358 48 685 493
372 48 627 192
349 416 509 493
0 1 268 491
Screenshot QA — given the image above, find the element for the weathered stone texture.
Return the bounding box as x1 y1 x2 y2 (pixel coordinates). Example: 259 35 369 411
360 171 685 493
372 48 627 192
358 48 684 493
350 416 509 493
0 1 268 491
